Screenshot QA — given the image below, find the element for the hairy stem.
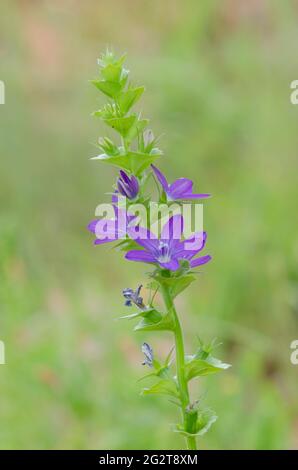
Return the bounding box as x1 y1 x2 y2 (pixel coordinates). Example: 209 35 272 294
160 284 197 451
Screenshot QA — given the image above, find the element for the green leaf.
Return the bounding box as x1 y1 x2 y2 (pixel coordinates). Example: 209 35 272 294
118 307 175 332
130 151 161 175
97 137 119 156
118 86 145 114
91 153 131 172
134 311 174 332
164 346 174 367
98 51 126 69
174 409 217 438
90 79 122 98
119 308 162 322
91 150 162 175
195 410 217 436
104 115 137 137
92 103 119 120
101 63 122 82
139 364 172 383
128 150 162 175
170 275 196 298
195 338 222 358
156 365 172 380
141 379 179 399
184 355 231 382
126 118 149 143
155 274 196 299
113 239 141 252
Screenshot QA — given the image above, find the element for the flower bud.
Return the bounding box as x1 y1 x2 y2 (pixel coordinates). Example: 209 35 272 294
117 170 139 200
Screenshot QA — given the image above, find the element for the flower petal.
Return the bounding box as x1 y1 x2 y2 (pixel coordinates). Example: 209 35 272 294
125 250 156 263
111 192 119 204
130 175 139 196
190 255 212 268
128 226 159 253
159 258 180 271
181 193 211 199
161 214 184 241
87 220 98 234
94 238 116 245
117 179 129 198
151 164 168 192
168 178 193 199
119 170 131 185
177 232 207 259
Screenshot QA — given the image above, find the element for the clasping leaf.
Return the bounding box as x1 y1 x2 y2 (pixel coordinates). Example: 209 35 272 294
174 409 217 438
134 310 174 332
118 86 145 114
141 379 179 399
185 351 231 382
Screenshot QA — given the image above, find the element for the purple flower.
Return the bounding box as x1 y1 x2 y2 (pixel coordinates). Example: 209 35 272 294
151 165 210 201
122 285 145 309
125 215 211 271
88 195 137 245
117 170 139 200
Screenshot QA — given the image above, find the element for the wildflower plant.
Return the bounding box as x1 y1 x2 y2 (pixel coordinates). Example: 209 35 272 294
88 50 230 450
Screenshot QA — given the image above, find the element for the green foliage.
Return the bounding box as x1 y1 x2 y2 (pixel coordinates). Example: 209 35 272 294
1 1 295 449
92 150 161 176
174 409 218 438
119 307 161 322
185 355 231 382
118 86 145 114
119 307 175 332
91 50 162 174
141 379 179 399
90 51 128 98
155 273 196 299
91 79 124 99
134 311 174 332
184 340 231 381
140 348 179 400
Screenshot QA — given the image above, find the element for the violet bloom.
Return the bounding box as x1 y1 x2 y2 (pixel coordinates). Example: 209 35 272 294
151 164 210 201
88 196 136 245
125 215 211 271
122 285 145 309
117 170 139 200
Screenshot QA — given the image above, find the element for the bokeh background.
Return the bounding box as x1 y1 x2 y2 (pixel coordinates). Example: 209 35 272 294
1 0 298 450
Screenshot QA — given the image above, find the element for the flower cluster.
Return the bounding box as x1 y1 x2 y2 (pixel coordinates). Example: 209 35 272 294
88 51 230 450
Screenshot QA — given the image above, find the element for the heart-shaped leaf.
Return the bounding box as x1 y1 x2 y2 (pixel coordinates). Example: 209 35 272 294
90 79 122 98
141 379 179 399
174 409 217 438
155 274 196 299
184 355 231 382
118 86 145 114
91 150 162 175
104 115 137 137
119 307 161 322
134 311 174 332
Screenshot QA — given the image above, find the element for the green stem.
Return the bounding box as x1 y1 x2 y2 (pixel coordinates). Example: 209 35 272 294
160 283 197 451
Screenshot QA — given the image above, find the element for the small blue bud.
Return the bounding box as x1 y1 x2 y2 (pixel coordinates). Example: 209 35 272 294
142 342 154 367
122 285 145 309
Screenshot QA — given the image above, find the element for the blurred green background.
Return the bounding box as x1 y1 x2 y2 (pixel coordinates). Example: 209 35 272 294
0 0 298 449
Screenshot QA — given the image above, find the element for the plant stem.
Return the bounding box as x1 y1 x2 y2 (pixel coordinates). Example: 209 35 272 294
160 284 197 451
